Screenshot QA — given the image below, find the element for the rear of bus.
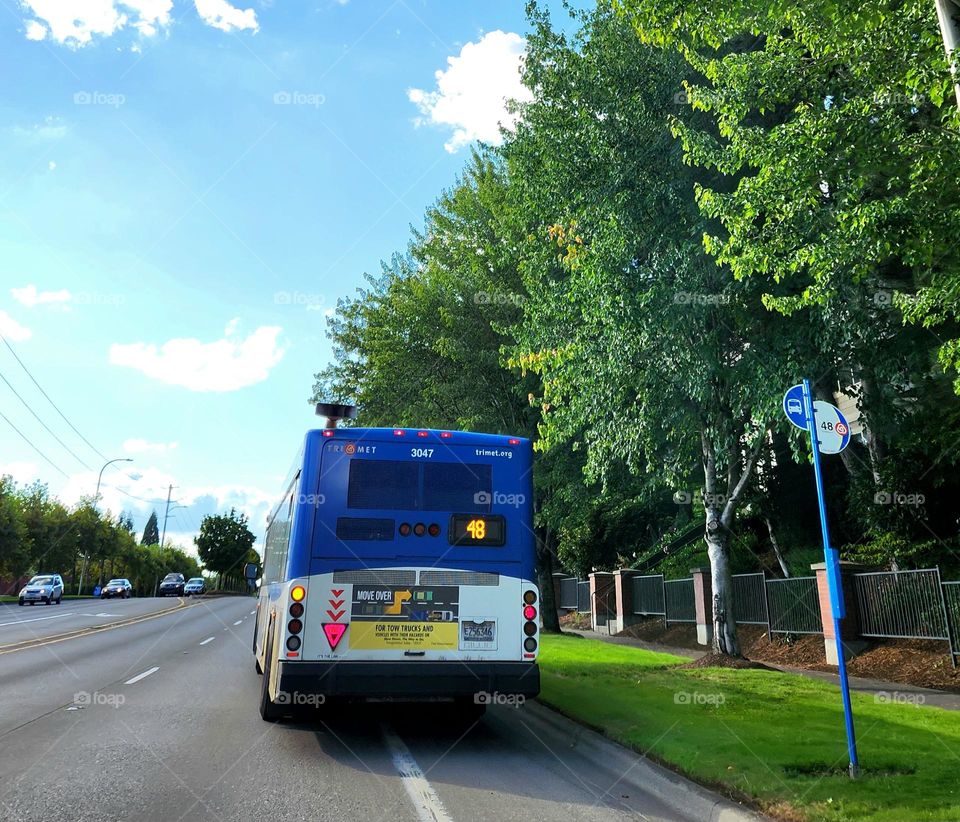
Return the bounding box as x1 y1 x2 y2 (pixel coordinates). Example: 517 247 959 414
259 427 540 716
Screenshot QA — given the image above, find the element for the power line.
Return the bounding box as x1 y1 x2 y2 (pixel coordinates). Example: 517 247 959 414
0 408 69 478
0 331 109 462
0 368 94 471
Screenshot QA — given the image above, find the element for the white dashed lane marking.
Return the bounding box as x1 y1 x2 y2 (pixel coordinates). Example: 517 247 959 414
383 725 453 822
233 620 243 626
199 637 215 645
124 666 159 685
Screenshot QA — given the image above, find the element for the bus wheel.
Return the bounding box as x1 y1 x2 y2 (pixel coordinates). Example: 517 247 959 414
258 631 284 722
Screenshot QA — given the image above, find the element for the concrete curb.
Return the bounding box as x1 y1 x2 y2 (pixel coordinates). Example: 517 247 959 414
527 700 768 822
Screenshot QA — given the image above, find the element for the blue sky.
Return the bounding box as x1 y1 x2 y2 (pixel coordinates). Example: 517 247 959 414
0 0 561 551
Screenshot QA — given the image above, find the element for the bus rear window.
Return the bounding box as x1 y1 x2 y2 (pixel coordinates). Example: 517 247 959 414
347 460 491 512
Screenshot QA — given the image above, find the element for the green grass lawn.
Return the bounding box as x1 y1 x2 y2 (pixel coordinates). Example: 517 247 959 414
0 594 95 602
538 634 960 821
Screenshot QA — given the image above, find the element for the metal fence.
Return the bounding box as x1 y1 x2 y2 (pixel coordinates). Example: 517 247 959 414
766 576 823 634
731 573 768 625
576 564 960 665
632 573 666 616
577 580 591 614
664 578 695 623
629 570 821 635
559 577 579 610
853 569 949 640
944 582 960 666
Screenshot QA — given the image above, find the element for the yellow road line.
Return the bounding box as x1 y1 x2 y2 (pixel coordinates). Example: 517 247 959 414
0 598 195 656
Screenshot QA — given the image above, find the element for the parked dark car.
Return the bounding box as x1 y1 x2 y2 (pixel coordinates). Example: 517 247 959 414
18 574 64 605
101 578 133 599
158 573 185 597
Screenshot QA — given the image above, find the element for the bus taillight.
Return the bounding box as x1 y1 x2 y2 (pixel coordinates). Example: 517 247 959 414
522 590 539 656
291 585 306 602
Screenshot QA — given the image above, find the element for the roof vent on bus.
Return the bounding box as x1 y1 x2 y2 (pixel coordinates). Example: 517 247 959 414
315 402 357 429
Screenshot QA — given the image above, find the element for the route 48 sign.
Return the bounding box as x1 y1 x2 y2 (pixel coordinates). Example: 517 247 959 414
783 384 851 454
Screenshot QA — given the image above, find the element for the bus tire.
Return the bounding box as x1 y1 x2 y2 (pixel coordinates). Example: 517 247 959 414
258 630 284 722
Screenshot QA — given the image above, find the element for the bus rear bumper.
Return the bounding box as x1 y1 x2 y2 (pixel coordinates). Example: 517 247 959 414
276 660 540 699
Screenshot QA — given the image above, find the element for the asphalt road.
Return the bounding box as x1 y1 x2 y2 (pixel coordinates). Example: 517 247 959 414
0 596 188 646
0 597 758 822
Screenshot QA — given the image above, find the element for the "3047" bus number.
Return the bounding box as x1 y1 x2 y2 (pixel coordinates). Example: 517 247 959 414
410 447 434 458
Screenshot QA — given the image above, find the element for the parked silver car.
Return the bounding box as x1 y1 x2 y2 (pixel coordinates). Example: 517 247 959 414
183 577 206 596
19 574 64 606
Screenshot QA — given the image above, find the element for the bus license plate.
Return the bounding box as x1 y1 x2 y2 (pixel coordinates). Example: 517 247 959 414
461 620 496 649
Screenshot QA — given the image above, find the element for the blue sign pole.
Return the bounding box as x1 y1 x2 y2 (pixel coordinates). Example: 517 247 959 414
802 379 860 779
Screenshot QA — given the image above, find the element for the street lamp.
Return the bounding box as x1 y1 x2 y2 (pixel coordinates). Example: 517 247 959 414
79 457 134 596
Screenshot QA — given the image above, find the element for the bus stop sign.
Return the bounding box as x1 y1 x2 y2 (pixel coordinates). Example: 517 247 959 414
783 385 851 454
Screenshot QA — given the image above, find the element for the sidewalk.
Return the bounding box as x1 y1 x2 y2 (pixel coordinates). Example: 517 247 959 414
570 628 960 711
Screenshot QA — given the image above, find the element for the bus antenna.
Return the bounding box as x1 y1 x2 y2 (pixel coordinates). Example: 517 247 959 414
315 402 357 429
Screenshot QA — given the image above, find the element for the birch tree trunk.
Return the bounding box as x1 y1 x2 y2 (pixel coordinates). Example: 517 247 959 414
706 525 739 656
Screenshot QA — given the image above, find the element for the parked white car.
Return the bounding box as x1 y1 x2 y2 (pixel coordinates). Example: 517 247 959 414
19 574 64 606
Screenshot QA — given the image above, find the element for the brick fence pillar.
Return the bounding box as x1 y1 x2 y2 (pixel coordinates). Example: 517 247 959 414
589 571 614 632
613 569 639 634
691 567 713 646
811 561 869 665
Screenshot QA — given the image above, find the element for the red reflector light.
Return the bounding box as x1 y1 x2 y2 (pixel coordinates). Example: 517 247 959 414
393 429 405 436
440 432 452 439
508 438 520 445
428 523 440 537
417 431 429 438
323 623 347 650
399 522 411 536
523 605 537 621
322 430 334 437
286 652 300 658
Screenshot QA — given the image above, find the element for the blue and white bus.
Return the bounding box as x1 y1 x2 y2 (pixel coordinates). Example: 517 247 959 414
253 412 541 720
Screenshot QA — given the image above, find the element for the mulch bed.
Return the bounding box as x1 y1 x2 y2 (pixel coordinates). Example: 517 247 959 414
615 619 960 692
678 653 774 671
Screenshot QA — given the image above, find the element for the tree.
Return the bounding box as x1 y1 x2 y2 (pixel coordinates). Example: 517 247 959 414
141 511 160 546
194 508 256 582
501 2 812 654
0 476 30 583
314 152 564 631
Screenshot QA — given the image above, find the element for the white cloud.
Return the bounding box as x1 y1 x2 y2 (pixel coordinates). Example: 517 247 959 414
194 0 258 33
25 20 47 40
19 0 172 45
123 438 179 454
11 284 72 308
0 462 39 484
0 310 32 341
10 116 68 141
19 0 258 45
108 321 285 391
408 30 532 153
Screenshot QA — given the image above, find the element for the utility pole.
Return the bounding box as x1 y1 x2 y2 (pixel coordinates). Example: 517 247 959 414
78 457 133 596
161 484 174 548
935 0 960 109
